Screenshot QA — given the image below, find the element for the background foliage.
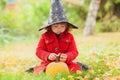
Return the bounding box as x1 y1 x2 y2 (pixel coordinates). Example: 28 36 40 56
96 0 120 32
0 0 120 45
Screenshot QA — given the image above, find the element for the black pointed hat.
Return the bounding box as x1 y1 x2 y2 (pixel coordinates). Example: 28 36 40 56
39 0 78 31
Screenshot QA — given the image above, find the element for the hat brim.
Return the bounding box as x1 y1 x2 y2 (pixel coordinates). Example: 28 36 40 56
38 21 78 31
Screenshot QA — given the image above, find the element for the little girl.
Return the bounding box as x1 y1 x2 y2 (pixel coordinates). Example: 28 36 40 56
26 0 88 74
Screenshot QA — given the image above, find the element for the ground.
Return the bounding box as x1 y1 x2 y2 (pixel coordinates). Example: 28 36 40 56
0 32 120 80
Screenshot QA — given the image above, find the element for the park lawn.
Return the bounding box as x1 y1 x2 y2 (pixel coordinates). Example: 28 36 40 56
0 32 120 80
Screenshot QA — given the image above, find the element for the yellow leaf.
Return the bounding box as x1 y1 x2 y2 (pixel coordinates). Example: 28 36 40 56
68 75 74 80
60 78 65 80
103 77 112 80
89 69 94 74
76 70 82 75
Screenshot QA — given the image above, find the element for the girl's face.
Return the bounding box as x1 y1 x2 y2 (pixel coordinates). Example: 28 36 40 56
51 23 67 35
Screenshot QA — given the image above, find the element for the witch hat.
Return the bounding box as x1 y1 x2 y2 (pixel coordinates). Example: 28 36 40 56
39 0 78 31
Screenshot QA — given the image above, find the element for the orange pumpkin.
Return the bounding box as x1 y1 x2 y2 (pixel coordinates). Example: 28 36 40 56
46 55 69 75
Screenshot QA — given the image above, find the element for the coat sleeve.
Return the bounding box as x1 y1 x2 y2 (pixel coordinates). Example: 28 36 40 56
66 34 78 63
36 34 50 62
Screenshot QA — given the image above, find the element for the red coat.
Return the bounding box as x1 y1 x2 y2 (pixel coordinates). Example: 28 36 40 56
34 30 81 74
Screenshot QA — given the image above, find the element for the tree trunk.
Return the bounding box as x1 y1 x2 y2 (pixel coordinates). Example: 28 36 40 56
83 0 101 36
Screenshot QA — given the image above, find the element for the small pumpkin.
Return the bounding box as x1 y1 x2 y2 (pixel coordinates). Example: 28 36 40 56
46 55 69 75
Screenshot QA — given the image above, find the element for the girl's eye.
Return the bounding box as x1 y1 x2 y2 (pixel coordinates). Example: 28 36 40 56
61 26 65 27
54 26 58 28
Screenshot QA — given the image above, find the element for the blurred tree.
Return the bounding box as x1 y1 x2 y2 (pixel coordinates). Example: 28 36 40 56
0 0 6 10
83 0 101 36
96 0 120 32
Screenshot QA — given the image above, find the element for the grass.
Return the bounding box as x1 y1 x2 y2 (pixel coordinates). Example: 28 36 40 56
0 32 120 80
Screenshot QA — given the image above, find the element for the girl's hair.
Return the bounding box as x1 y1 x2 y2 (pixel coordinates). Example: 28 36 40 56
45 22 72 31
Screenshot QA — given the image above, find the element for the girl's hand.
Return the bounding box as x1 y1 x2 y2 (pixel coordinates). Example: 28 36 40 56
48 53 57 61
60 53 67 62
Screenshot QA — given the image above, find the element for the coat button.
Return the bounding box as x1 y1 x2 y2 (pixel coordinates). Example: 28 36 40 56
66 40 69 43
45 40 49 44
55 47 58 51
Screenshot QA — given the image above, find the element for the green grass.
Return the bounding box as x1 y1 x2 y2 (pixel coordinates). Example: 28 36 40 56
0 72 77 80
0 73 51 80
